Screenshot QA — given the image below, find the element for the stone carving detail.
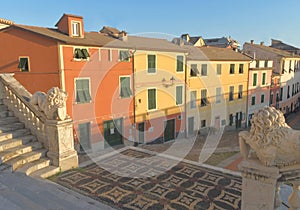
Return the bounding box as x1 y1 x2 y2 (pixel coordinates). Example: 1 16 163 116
239 106 300 167
30 87 68 121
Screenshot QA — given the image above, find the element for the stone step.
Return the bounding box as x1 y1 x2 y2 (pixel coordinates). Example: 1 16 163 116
16 158 51 175
0 104 8 112
0 110 14 118
0 129 30 142
0 117 19 126
6 149 47 171
0 142 43 163
30 165 60 179
0 122 24 134
0 135 36 152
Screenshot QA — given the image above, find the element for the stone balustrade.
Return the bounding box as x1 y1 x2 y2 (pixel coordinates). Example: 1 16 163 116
0 74 78 171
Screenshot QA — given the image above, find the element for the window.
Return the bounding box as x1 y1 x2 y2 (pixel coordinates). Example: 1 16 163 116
147 55 156 73
78 122 91 151
120 76 132 98
76 79 91 103
201 64 207 76
229 114 233 126
261 94 265 103
201 120 206 128
200 89 208 106
239 64 244 74
251 96 256 105
229 86 234 101
176 86 183 105
256 60 260 68
262 72 266 85
190 91 197 109
190 64 198 77
217 64 222 75
270 92 274 105
282 61 286 74
148 88 156 110
119 50 130 62
216 87 221 104
287 85 290 99
18 57 29 72
238 85 243 99
264 60 268 68
72 22 80 37
176 55 184 72
253 73 257 86
74 48 90 59
280 88 283 101
230 64 235 74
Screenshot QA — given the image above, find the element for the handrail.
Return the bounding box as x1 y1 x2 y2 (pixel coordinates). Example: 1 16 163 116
0 74 48 148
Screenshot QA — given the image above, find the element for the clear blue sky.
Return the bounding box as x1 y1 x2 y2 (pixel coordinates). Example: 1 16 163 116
2 0 300 47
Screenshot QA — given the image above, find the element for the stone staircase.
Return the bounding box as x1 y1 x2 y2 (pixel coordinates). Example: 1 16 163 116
0 103 60 178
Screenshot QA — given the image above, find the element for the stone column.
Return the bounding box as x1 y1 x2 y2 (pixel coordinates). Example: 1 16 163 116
46 119 78 171
239 159 281 210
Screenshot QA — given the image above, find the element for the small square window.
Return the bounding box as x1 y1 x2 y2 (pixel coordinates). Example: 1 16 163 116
119 50 130 62
74 48 90 59
18 57 29 72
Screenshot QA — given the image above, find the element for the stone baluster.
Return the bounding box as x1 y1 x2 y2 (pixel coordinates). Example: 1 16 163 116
274 182 282 210
288 181 300 210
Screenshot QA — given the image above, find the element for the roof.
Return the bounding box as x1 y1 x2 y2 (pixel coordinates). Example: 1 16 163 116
3 24 186 53
11 24 115 47
204 37 240 48
184 46 251 61
106 36 187 53
270 39 300 52
244 42 300 58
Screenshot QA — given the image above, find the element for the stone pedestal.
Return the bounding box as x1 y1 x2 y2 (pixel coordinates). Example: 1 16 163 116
239 159 281 210
46 119 78 171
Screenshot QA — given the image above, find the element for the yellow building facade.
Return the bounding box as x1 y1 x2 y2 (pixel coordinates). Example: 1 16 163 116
185 47 251 136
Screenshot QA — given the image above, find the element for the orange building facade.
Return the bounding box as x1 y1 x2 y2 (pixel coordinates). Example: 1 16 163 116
0 14 134 151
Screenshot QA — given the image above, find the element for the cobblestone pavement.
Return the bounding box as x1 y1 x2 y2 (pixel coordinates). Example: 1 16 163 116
54 149 242 210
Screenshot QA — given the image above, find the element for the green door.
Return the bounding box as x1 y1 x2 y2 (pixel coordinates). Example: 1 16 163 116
164 119 175 142
188 117 194 136
78 122 91 152
104 118 123 148
138 122 145 144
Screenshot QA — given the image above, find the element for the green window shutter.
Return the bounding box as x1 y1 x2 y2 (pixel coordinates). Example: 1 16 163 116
120 77 132 98
253 73 257 86
251 96 256 105
76 79 91 103
81 49 90 59
148 89 156 110
18 58 29 71
74 48 84 59
176 86 183 105
119 50 130 61
176 55 184 72
262 73 266 85
148 55 156 73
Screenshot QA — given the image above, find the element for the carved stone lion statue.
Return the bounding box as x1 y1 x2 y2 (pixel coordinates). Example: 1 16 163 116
30 87 68 121
239 106 300 167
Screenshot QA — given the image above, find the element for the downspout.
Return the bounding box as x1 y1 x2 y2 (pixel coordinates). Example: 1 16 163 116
184 53 188 138
131 49 138 147
245 59 253 128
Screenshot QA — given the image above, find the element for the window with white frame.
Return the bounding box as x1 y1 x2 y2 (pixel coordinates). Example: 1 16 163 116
176 86 183 105
74 48 90 60
147 55 156 73
190 91 197 109
72 22 81 37
148 88 156 110
75 78 91 103
216 87 221 104
119 50 130 62
176 55 184 72
120 76 132 98
18 57 29 72
201 89 208 106
201 64 207 76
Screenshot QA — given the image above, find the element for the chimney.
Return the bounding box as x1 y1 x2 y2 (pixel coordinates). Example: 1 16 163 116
118 31 128 42
260 41 264 46
181 34 190 42
250 40 254 44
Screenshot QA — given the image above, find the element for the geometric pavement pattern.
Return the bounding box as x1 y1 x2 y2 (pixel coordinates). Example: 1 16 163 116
54 149 242 210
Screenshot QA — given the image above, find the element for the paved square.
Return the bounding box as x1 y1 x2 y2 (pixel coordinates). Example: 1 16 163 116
53 149 242 210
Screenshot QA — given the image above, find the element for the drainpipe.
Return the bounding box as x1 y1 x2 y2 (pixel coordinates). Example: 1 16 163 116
131 49 138 147
184 53 188 138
